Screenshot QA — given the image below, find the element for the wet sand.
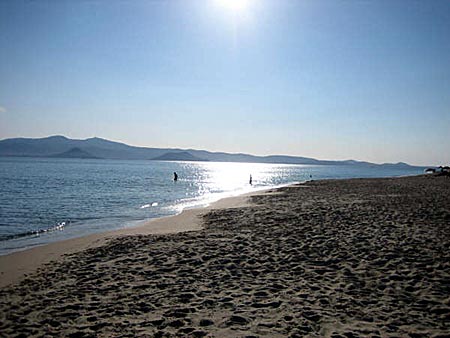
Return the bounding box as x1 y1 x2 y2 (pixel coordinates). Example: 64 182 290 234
0 193 249 288
1 175 449 337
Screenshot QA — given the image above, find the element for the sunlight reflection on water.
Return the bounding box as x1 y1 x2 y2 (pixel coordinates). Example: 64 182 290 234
165 161 306 213
0 157 423 255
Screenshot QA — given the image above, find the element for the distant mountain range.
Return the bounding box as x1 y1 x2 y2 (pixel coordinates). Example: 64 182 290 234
0 135 419 167
152 151 207 162
49 147 101 159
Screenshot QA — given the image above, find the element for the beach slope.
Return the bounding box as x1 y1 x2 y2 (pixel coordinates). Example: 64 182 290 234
0 175 449 337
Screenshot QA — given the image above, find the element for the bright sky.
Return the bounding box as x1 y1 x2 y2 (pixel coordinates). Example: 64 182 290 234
0 0 449 166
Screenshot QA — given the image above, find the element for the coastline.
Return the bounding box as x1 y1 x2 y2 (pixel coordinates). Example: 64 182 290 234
0 187 263 288
1 175 449 337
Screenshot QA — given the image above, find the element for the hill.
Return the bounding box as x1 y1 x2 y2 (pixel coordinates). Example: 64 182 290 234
0 135 418 167
152 151 207 162
50 147 101 159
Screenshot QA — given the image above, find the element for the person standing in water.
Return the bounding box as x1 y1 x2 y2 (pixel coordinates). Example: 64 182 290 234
173 172 178 181
249 174 252 185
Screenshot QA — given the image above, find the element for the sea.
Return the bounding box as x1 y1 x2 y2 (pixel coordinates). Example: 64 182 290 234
0 157 424 255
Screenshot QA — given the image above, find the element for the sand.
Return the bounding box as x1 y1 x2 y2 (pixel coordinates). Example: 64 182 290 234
0 175 449 337
0 193 249 288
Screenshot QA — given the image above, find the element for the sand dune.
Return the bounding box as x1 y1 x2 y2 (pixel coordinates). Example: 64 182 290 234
1 176 449 337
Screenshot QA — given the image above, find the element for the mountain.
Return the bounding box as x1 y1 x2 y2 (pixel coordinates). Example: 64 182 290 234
0 135 418 167
152 151 207 162
50 147 101 159
0 135 74 157
0 136 172 160
379 162 412 168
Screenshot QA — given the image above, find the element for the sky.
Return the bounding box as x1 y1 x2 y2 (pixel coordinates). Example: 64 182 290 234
0 0 449 166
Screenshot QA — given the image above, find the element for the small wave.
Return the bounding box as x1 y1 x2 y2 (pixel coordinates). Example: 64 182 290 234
140 202 158 209
0 221 68 241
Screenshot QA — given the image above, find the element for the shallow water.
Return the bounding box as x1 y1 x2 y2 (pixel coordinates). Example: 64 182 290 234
0 157 424 255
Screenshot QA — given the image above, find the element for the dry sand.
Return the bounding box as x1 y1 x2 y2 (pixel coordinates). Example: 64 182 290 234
0 193 249 288
0 175 449 337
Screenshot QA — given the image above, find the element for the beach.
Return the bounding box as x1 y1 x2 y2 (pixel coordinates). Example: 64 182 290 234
0 175 449 337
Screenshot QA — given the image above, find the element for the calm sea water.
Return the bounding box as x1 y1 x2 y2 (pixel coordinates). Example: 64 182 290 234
0 157 424 255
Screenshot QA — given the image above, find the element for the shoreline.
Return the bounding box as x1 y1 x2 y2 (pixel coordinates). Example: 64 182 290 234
0 185 271 288
0 174 422 288
1 174 449 336
0 180 297 256
0 174 430 287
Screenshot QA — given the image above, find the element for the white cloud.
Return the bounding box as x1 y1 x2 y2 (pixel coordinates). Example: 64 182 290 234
0 106 6 113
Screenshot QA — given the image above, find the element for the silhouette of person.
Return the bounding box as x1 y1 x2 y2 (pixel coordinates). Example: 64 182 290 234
173 172 178 181
249 174 252 185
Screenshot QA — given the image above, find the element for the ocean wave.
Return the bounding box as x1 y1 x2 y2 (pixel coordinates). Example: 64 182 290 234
0 221 68 242
140 202 158 209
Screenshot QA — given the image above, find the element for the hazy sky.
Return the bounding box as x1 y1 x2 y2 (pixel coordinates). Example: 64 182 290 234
1 0 449 166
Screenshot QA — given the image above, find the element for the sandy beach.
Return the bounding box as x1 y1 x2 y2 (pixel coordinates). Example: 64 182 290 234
1 175 449 337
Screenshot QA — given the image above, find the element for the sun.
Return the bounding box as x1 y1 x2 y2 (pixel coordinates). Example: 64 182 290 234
216 0 251 13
